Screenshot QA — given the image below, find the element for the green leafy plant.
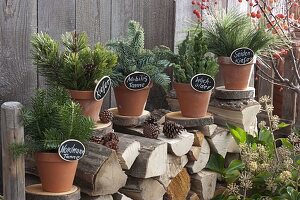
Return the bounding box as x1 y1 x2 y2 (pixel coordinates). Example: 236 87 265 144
107 20 171 90
31 32 117 90
205 11 276 57
11 87 94 157
172 29 218 83
206 96 300 200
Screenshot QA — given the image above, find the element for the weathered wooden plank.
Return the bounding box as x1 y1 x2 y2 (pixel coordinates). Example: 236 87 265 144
0 0 37 106
76 0 112 109
37 0 76 87
1 102 25 200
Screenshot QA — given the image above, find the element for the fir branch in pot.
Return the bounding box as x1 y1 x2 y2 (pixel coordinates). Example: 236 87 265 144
31 32 118 122
204 11 276 90
107 20 171 116
12 87 94 192
171 29 218 118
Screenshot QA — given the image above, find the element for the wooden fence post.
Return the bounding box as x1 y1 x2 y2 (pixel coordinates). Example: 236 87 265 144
1 102 25 200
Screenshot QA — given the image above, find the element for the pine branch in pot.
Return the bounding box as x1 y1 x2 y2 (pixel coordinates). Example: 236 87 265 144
31 32 117 122
107 20 171 116
171 29 218 118
11 87 94 193
205 11 276 90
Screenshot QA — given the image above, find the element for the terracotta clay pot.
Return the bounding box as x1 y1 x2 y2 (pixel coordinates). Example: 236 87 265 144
35 152 78 193
69 90 102 122
173 82 211 118
218 56 256 90
113 84 152 116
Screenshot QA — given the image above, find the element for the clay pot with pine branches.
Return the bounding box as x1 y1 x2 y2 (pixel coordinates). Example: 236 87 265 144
31 32 117 122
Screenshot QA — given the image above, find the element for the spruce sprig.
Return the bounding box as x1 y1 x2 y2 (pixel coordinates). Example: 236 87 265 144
31 32 117 90
107 20 171 90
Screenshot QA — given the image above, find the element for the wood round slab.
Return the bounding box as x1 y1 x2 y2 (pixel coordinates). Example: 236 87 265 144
109 108 150 127
26 184 80 200
165 111 214 128
93 122 113 135
214 86 255 100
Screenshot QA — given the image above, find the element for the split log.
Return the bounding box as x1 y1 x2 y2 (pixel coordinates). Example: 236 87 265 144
120 176 165 200
165 111 214 128
186 191 200 200
119 133 168 178
227 136 240 153
93 122 113 135
206 127 231 158
186 138 210 174
109 108 150 127
116 136 141 170
112 192 132 200
187 146 201 162
25 184 80 200
155 154 189 188
81 194 113 200
75 142 127 196
199 124 218 137
209 98 260 133
158 130 194 156
165 168 190 200
191 170 218 200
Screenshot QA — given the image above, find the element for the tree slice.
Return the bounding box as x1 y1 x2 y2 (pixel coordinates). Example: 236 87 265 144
93 122 113 135
25 184 80 200
165 111 214 128
80 194 113 200
109 108 150 127
214 86 255 100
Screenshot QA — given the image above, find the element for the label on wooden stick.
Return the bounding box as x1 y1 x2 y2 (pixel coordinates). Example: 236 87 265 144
190 74 215 92
94 76 111 101
124 72 151 90
58 139 85 161
230 47 254 65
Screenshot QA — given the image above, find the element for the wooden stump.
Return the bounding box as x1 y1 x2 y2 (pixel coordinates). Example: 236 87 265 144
25 184 80 200
75 142 127 196
1 102 25 200
120 176 165 200
165 168 190 200
165 111 214 128
206 127 231 158
93 122 113 135
158 130 194 156
119 133 168 178
191 170 218 200
109 108 150 127
186 138 210 174
214 86 255 100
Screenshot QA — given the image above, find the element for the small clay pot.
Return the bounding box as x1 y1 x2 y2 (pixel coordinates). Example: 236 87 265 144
69 90 103 122
218 56 256 90
173 82 211 118
113 84 152 116
35 152 78 193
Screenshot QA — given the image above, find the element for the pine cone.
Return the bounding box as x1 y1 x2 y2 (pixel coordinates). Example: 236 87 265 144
143 116 160 139
99 110 113 123
163 121 184 138
90 132 119 150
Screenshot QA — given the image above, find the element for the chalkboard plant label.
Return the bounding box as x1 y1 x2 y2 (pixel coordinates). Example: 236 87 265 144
230 47 254 65
124 72 151 91
58 139 85 161
94 76 111 101
190 74 215 92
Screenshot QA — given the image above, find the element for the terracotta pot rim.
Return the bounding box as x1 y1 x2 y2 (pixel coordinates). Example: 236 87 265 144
218 55 257 65
35 152 78 163
114 82 153 90
68 89 97 100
